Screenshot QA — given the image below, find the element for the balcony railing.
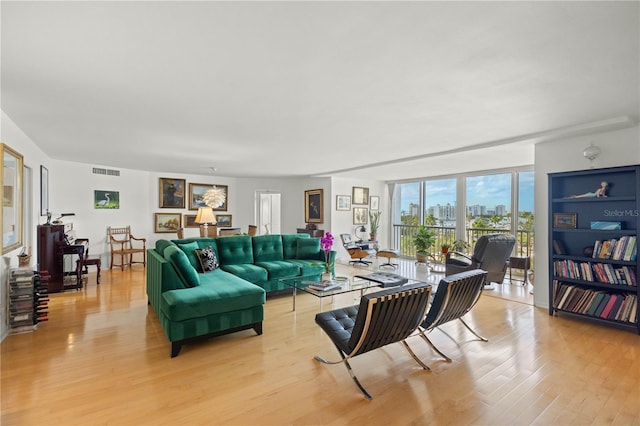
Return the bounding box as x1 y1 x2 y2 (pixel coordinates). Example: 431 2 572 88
391 224 534 265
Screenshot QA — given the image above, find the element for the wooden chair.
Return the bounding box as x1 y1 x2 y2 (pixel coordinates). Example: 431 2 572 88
218 228 241 236
176 227 184 239
199 225 217 238
314 282 432 399
406 269 488 362
107 226 147 270
247 225 258 236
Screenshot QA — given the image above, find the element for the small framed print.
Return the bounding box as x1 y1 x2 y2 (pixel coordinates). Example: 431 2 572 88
155 213 182 233
353 207 368 225
184 214 199 228
553 212 577 229
370 196 380 211
336 195 351 211
216 214 232 227
352 186 369 205
188 183 214 210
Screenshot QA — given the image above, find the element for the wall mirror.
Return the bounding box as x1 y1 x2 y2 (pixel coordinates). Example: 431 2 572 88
2 143 24 254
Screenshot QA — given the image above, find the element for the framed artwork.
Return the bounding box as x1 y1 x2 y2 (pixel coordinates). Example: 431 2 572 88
184 214 199 228
352 186 369 205
304 189 323 223
2 143 23 254
353 207 368 225
553 212 577 229
336 195 351 211
94 190 119 209
154 213 182 233
370 196 380 211
188 182 214 210
40 165 49 216
211 185 228 211
216 214 232 227
159 178 186 208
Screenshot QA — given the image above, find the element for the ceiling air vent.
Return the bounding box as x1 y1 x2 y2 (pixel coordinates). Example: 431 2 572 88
92 167 120 177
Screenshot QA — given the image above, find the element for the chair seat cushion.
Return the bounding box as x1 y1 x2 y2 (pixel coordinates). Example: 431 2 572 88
315 306 359 354
254 261 300 280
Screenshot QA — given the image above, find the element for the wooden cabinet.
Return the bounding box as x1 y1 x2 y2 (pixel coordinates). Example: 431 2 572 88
548 165 639 333
296 228 324 237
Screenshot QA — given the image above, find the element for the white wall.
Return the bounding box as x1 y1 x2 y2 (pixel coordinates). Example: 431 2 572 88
533 125 640 308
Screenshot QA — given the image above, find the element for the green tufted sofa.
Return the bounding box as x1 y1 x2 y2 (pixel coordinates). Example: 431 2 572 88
147 233 336 357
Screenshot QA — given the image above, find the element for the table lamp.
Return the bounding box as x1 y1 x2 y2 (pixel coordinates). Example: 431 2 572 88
195 207 216 235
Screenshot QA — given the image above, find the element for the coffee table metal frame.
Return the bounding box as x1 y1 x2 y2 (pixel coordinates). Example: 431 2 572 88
280 275 384 311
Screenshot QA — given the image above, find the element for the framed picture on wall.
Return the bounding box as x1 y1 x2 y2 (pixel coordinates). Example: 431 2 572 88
216 214 232 227
184 214 199 228
188 183 214 210
336 195 351 211
154 213 181 233
353 207 368 225
305 189 323 223
352 186 369 205
159 178 186 208
370 196 380 211
94 190 119 209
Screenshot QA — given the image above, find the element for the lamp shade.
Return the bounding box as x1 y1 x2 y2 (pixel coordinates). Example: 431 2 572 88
202 188 226 209
195 207 216 224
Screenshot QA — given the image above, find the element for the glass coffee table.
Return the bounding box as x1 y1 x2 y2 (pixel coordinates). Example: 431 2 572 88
280 275 384 311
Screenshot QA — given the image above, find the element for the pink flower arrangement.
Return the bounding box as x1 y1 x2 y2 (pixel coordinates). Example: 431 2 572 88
320 232 334 273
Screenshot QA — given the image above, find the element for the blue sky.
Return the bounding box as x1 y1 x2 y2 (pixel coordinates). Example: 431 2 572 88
400 172 534 213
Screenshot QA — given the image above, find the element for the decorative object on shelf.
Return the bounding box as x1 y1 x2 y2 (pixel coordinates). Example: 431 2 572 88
17 247 31 267
336 195 351 211
583 142 602 168
369 210 381 240
304 188 323 223
567 181 608 198
353 207 368 225
202 185 227 211
154 213 182 233
352 186 369 205
45 210 52 225
412 225 435 264
216 214 232 227
370 195 380 211
52 213 75 224
159 178 186 208
590 221 622 230
94 190 119 209
195 207 216 236
553 212 577 229
320 232 335 280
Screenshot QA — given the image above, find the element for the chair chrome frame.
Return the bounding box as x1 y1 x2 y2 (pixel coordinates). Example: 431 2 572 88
409 269 488 362
314 283 432 399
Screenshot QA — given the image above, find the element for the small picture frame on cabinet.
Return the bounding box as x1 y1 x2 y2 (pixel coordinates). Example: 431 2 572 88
553 212 577 229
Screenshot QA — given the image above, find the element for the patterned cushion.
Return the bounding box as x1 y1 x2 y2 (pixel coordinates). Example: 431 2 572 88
195 246 219 273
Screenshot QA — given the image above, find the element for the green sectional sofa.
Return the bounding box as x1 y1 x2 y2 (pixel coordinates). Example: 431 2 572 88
147 233 335 357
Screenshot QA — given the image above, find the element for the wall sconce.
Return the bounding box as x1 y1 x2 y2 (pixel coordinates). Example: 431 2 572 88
583 143 601 168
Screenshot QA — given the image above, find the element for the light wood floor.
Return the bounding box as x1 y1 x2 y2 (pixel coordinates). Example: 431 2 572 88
2 259 639 425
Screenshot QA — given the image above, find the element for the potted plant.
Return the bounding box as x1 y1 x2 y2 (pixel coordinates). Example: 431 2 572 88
412 225 435 263
441 243 451 254
452 239 470 253
368 210 381 240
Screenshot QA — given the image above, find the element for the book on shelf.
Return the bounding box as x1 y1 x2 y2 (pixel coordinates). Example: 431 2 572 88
586 292 606 316
594 294 611 317
607 295 626 320
600 294 618 319
553 240 566 255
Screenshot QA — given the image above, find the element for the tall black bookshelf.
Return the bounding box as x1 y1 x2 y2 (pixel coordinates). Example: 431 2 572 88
548 165 639 334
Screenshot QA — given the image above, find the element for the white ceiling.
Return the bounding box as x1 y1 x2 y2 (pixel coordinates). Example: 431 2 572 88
1 1 638 181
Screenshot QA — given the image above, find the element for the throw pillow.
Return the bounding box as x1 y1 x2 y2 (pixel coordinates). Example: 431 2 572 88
296 237 321 259
195 246 219 273
177 241 200 270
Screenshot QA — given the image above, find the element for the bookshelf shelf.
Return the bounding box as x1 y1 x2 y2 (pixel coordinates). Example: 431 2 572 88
549 165 639 333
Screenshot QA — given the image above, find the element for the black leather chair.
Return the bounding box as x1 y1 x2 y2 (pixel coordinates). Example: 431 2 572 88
406 269 488 362
314 282 432 399
340 233 376 266
445 233 516 286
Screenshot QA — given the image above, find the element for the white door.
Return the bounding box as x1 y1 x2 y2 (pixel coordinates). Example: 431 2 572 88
256 192 281 235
